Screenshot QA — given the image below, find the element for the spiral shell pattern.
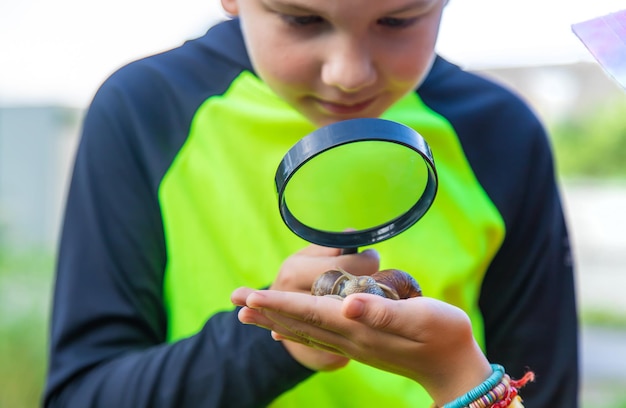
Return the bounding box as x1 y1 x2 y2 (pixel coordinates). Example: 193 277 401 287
311 268 422 299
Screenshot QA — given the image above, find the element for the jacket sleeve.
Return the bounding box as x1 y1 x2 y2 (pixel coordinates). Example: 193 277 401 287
477 114 579 407
419 59 579 407
44 72 313 408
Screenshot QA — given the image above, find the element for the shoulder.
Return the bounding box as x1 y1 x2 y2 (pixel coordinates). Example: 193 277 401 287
420 56 551 166
419 57 556 221
77 19 252 185
419 56 541 136
81 19 251 159
92 19 250 116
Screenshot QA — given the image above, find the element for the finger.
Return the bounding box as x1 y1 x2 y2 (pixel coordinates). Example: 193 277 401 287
296 243 342 257
230 286 256 307
271 331 345 355
274 245 343 292
240 293 352 353
297 244 380 276
335 248 380 275
264 296 420 371
343 294 469 339
342 293 428 336
252 291 430 371
275 246 381 294
245 290 339 317
308 248 379 277
245 290 353 338
263 309 353 354
237 305 275 328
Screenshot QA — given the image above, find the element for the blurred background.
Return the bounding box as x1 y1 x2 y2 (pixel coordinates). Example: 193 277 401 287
1 0 625 406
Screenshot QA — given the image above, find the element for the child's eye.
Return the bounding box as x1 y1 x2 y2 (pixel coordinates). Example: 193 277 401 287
377 17 419 29
282 14 324 27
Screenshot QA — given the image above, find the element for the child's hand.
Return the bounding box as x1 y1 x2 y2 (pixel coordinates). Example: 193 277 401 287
232 286 350 371
269 244 380 294
232 289 492 406
231 243 380 372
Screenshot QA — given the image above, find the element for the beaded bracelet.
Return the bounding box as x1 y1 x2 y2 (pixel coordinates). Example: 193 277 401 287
442 364 505 408
492 371 535 408
468 374 511 408
437 366 535 408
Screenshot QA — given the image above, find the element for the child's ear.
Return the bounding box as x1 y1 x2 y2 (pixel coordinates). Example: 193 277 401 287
221 0 239 16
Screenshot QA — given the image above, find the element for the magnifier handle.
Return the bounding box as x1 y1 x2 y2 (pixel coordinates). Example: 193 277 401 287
341 247 359 255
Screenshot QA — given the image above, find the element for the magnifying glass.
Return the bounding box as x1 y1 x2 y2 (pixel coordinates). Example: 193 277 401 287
275 118 438 254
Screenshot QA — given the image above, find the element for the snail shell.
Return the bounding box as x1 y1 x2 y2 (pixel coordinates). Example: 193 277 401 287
311 269 345 297
311 268 385 298
311 268 421 300
372 269 422 300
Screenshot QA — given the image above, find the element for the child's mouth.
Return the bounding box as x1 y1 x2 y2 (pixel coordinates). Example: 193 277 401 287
316 97 375 115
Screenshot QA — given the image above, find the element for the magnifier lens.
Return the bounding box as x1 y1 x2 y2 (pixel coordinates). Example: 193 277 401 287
275 118 437 248
283 141 428 232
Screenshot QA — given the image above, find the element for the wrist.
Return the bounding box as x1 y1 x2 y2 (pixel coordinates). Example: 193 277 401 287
426 341 492 406
432 364 535 408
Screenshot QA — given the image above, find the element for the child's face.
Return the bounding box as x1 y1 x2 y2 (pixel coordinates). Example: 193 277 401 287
222 0 446 127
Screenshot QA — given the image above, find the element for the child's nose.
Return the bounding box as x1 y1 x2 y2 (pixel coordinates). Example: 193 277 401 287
321 39 376 92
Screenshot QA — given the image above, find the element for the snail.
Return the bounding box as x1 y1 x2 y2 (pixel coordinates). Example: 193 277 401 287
311 268 422 300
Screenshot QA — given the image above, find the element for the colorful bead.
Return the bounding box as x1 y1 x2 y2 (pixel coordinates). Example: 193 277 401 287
442 364 505 408
436 366 534 408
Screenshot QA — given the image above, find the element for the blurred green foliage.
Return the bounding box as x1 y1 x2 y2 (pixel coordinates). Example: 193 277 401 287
582 382 626 408
581 308 626 329
549 97 626 179
0 251 54 408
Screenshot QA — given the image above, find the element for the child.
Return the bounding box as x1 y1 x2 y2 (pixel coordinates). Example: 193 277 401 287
44 0 579 406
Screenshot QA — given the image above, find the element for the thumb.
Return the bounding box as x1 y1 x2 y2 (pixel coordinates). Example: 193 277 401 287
341 293 399 328
341 293 431 334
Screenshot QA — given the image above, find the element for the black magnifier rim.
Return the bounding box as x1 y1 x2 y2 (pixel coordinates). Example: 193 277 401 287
275 118 438 248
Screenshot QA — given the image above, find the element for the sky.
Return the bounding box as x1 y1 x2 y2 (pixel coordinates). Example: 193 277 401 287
1 0 624 108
